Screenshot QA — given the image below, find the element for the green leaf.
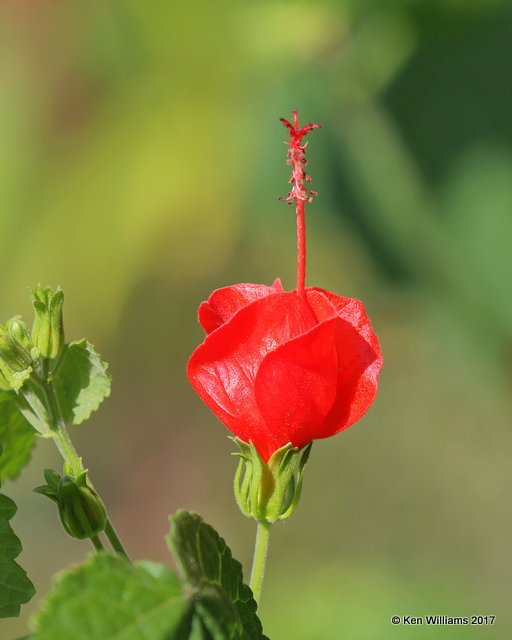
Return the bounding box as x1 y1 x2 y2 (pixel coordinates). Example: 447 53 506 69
0 492 36 617
0 392 36 481
168 510 268 640
31 554 189 640
31 515 268 639
53 340 111 425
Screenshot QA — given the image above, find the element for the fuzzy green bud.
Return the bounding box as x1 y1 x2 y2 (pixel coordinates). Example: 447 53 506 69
31 285 65 359
57 474 107 540
35 469 107 540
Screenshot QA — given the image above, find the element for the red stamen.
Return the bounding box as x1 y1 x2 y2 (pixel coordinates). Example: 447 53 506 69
279 109 321 296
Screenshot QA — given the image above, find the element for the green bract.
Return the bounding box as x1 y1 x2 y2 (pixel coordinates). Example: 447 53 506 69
232 439 312 524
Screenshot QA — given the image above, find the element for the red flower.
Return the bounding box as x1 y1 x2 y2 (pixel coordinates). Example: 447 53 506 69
187 279 382 462
187 111 382 462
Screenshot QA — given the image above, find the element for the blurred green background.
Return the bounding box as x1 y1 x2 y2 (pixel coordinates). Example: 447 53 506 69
2 0 511 638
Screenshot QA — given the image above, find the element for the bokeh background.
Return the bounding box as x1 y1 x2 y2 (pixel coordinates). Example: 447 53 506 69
2 0 512 638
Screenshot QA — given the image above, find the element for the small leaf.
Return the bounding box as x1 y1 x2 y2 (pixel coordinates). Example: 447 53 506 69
53 340 111 425
168 510 268 640
0 392 36 481
0 493 36 617
31 554 188 640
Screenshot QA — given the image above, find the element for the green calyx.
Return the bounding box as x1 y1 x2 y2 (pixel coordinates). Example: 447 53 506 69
232 438 312 524
0 317 34 392
31 285 65 360
34 468 107 540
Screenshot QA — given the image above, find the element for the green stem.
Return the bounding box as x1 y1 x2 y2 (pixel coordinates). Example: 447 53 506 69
90 535 105 552
104 520 130 561
40 364 131 563
52 419 83 476
249 520 272 604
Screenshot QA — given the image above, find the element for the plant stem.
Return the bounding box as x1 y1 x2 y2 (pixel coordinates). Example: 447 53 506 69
41 366 131 562
104 520 130 561
249 520 272 604
52 419 83 475
90 535 105 552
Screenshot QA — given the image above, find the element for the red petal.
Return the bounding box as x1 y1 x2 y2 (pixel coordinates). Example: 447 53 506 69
187 292 317 459
255 318 338 456
198 279 284 334
306 288 383 438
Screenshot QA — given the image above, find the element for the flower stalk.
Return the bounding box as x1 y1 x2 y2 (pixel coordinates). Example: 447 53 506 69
188 110 382 609
42 374 130 561
249 520 272 604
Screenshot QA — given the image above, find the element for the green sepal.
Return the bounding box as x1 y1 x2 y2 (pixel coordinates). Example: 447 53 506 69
231 438 312 523
33 485 59 503
280 442 312 520
44 468 61 489
49 290 64 359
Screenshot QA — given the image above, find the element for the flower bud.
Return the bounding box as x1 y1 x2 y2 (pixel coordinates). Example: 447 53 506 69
7 317 33 353
57 474 107 540
0 329 32 372
232 438 312 523
0 322 33 392
31 285 65 359
34 469 107 540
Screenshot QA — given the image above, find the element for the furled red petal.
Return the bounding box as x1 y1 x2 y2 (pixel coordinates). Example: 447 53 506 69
254 318 338 457
187 292 317 458
307 287 381 348
305 288 383 438
198 279 284 334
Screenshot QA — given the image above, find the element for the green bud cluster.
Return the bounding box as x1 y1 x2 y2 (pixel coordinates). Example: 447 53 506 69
232 439 312 524
34 469 107 540
0 285 65 392
31 285 65 360
0 317 35 392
